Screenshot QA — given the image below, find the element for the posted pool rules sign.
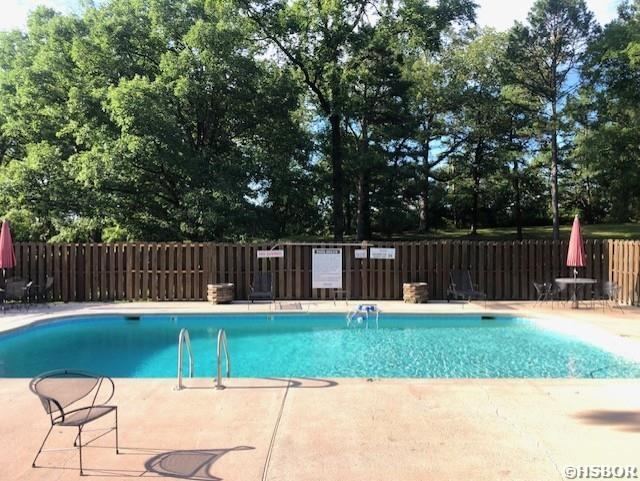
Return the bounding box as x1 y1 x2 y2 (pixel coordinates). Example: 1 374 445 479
312 248 343 289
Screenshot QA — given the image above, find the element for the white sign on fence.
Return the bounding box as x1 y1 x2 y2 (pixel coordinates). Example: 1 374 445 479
312 248 343 288
370 247 396 260
257 249 284 258
354 249 368 259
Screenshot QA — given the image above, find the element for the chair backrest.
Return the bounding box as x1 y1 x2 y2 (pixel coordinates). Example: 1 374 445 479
38 276 54 300
533 282 545 295
29 370 113 421
450 270 473 291
603 281 619 298
252 272 272 293
5 279 27 297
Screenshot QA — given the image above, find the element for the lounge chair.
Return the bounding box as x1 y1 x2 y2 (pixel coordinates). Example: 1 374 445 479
30 369 119 475
447 270 487 304
249 272 274 303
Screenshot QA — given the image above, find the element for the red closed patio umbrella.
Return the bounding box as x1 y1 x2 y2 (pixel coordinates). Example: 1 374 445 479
566 215 586 275
0 220 16 281
566 215 587 308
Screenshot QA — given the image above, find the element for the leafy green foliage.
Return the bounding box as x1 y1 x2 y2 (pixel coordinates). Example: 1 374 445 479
0 0 638 242
505 0 599 239
0 0 313 241
569 0 640 223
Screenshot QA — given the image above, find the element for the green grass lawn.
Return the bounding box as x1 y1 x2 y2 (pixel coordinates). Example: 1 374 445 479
384 223 640 241
277 223 640 242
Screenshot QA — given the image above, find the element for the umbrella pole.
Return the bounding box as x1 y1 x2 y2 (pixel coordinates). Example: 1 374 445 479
1 268 4 312
573 268 578 309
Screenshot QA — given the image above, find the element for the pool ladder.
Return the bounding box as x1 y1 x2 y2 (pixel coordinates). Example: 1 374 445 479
216 329 231 390
175 328 231 390
176 328 194 390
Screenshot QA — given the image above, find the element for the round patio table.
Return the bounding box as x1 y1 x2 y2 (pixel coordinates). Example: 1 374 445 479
554 277 597 309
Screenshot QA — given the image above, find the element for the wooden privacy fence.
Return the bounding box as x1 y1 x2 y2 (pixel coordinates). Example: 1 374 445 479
10 240 640 305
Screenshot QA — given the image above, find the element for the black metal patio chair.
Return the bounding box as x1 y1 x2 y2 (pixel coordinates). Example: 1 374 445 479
551 279 570 309
249 272 274 303
447 270 487 305
30 275 54 306
533 282 553 305
2 278 32 310
600 281 624 313
30 369 119 475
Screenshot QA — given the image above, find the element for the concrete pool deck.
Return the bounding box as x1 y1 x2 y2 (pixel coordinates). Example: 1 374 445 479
1 301 639 480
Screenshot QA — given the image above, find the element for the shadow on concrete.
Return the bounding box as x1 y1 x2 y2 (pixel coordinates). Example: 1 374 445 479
33 446 255 478
182 377 338 390
228 377 339 390
574 409 640 433
144 447 255 480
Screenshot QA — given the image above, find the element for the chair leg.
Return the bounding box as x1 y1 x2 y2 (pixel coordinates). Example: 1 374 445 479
115 408 119 454
614 299 625 314
78 427 84 476
535 292 546 306
32 425 54 468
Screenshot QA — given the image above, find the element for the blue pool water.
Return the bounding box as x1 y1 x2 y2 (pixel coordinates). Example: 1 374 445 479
0 314 638 378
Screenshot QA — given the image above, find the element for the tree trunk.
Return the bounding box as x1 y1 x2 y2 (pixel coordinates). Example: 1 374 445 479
514 159 523 241
356 121 370 241
471 175 480 236
550 101 560 240
418 174 430 233
470 140 483 236
329 113 344 241
356 171 370 241
418 134 432 233
90 228 103 243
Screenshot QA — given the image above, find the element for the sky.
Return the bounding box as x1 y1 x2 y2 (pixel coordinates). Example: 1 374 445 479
475 0 623 31
0 0 626 32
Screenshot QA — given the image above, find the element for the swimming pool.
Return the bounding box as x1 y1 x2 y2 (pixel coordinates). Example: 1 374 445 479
0 313 638 378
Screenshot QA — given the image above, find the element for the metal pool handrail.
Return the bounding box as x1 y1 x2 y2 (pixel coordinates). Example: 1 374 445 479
176 328 194 390
216 329 231 390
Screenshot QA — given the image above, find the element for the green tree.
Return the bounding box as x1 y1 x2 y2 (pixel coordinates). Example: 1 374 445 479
0 1 312 241
401 35 468 232
240 0 371 240
240 0 474 240
499 84 540 238
343 19 409 241
506 0 598 239
449 30 509 235
397 0 475 232
0 8 100 241
570 0 640 222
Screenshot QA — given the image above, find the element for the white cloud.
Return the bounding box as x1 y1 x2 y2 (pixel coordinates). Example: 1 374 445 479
475 0 624 31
